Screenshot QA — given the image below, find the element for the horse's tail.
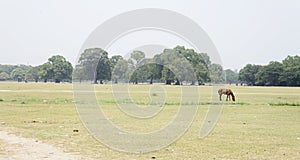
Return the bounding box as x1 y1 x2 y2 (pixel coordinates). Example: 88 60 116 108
231 92 235 101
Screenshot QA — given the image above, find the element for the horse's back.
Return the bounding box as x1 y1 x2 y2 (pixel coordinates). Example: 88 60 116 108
218 88 226 94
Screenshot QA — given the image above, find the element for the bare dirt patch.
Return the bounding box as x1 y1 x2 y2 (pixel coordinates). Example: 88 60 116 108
0 131 79 160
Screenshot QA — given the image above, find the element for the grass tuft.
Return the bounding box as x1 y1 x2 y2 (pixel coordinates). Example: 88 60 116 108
151 93 157 96
268 102 300 106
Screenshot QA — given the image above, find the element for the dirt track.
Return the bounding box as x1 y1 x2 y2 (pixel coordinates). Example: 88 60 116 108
0 131 79 160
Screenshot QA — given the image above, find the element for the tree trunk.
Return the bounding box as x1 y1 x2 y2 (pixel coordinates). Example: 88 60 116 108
150 76 153 84
175 79 180 85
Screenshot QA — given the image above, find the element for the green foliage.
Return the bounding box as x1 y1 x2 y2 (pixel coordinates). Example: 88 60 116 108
280 55 300 86
10 68 26 81
239 55 300 86
209 63 224 83
0 72 10 81
0 46 219 84
38 62 52 82
74 48 111 83
143 63 163 84
225 69 238 84
255 61 283 86
130 50 145 64
173 46 210 84
0 64 17 74
111 59 128 83
126 51 146 84
121 46 215 85
39 55 73 83
25 66 39 82
96 52 111 84
110 55 123 71
239 64 262 85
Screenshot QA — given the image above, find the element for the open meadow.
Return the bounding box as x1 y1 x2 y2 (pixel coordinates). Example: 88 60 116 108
0 82 299 159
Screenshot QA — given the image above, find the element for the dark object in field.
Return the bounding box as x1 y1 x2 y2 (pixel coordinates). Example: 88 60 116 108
198 81 205 85
73 129 79 132
151 156 156 159
218 88 235 102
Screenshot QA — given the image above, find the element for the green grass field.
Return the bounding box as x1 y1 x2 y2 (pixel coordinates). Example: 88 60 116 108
0 82 299 159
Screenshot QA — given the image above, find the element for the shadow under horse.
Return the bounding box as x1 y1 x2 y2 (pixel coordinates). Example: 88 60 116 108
218 88 235 101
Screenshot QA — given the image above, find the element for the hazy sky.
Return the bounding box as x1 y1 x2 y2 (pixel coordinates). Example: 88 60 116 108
0 0 299 70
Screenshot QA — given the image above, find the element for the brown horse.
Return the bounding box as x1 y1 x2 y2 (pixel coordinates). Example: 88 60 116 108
218 88 235 101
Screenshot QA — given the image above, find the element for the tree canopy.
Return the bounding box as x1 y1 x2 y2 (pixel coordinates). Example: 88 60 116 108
239 55 300 86
1 46 298 86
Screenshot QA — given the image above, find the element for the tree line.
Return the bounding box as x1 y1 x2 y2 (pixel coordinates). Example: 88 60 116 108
73 46 225 85
239 55 300 86
0 45 299 86
0 55 73 83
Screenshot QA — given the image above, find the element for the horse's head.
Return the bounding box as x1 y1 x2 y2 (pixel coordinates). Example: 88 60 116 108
231 93 235 101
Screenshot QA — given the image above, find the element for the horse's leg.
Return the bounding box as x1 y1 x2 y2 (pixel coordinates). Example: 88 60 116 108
226 95 228 101
219 94 222 101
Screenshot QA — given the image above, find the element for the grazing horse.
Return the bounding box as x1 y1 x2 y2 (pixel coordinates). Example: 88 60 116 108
218 88 235 101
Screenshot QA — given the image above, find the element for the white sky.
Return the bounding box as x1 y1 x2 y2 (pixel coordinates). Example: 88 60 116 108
0 0 299 70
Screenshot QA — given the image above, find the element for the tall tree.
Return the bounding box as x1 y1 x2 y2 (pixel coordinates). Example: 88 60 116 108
110 55 123 71
49 55 73 83
281 55 300 86
111 59 128 83
38 62 52 82
142 62 163 84
130 50 145 64
225 69 238 84
0 72 10 81
172 46 210 84
0 64 17 74
75 48 111 84
127 51 146 84
96 52 111 84
209 63 224 83
239 64 262 85
155 49 176 85
25 66 39 82
255 61 283 86
10 68 25 82
39 55 73 83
